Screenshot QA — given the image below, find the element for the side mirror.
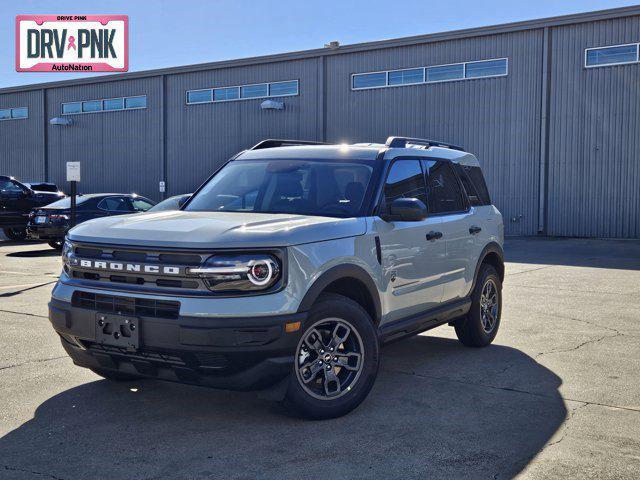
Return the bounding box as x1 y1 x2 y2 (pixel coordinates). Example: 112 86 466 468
382 198 428 222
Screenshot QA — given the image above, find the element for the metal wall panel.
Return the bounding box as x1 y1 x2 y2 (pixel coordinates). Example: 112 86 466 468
547 17 640 238
325 30 544 236
45 77 163 200
0 90 45 181
165 58 321 195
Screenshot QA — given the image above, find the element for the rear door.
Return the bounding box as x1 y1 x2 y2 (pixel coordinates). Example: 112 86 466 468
423 160 475 302
375 158 445 322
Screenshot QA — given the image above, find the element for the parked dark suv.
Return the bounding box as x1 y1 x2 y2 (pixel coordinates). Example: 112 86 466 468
27 193 156 249
0 176 65 240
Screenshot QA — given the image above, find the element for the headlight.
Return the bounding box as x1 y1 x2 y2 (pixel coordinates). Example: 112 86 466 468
61 239 73 268
188 253 281 293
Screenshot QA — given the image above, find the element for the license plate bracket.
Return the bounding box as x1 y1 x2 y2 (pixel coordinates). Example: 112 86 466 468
95 313 139 350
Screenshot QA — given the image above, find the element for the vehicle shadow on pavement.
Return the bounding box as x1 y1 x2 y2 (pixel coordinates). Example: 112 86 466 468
6 248 60 258
0 336 566 480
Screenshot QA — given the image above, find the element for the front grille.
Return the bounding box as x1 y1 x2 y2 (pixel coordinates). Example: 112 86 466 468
86 343 187 366
74 245 202 266
69 243 208 293
72 291 180 319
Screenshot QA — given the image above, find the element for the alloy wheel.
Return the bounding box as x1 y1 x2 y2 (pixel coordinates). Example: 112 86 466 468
295 318 364 400
479 278 499 333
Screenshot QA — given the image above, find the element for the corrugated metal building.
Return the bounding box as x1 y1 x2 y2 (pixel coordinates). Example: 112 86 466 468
1 6 639 238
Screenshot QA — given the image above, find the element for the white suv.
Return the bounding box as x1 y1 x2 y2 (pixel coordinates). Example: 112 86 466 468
50 136 504 419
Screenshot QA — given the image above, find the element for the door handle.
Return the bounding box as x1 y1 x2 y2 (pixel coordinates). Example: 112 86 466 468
469 226 482 235
426 231 443 241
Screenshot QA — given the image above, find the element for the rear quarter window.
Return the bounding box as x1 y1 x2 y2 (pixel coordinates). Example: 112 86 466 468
455 164 491 206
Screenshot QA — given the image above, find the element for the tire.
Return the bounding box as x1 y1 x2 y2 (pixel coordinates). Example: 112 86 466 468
284 293 379 420
90 368 141 382
455 264 502 347
3 227 27 241
48 240 64 250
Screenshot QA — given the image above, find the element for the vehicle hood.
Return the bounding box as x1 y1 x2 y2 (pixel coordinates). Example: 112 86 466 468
67 211 367 248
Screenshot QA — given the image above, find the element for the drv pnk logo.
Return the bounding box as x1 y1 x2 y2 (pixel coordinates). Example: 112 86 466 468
16 15 128 72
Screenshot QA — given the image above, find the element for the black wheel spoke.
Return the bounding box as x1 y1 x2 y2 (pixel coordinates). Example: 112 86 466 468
328 324 351 350
335 352 361 371
323 368 342 396
299 360 324 384
304 328 325 352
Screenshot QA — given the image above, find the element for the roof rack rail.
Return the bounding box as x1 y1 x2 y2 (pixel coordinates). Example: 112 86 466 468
250 139 331 150
385 136 465 152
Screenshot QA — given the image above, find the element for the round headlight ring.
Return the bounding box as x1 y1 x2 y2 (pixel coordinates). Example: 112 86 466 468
247 259 275 286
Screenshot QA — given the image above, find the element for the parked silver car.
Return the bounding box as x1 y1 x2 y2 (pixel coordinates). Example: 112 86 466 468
49 137 504 419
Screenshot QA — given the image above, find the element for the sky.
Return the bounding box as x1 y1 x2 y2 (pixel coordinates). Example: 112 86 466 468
1 0 638 88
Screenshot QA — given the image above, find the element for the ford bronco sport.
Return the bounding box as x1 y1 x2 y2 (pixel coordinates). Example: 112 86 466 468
49 137 504 419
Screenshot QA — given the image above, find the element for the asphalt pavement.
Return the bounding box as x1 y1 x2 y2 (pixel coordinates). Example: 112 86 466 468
0 236 639 479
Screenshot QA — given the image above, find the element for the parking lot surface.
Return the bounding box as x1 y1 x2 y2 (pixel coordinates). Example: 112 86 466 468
0 236 639 479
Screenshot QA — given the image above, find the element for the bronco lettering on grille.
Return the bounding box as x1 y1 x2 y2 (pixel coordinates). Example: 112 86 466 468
77 259 181 275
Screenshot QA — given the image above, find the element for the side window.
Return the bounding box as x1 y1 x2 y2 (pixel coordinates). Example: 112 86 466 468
422 160 466 214
0 180 24 194
383 160 427 210
130 198 155 212
462 165 491 205
98 197 131 212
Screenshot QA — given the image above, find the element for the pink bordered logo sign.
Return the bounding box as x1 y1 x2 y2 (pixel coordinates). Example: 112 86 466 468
15 15 128 72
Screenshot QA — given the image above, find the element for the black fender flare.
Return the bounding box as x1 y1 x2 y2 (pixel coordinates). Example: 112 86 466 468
467 241 505 297
297 264 382 323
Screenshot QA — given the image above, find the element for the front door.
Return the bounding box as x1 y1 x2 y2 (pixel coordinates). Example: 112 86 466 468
0 179 29 227
375 159 447 323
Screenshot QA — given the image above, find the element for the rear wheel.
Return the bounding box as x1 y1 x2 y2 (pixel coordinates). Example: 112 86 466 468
285 293 379 419
455 264 502 347
48 240 64 250
3 227 27 241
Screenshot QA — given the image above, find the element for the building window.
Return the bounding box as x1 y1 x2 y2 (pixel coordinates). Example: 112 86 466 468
352 58 508 90
465 59 508 78
269 80 298 97
62 95 147 115
124 96 147 109
214 87 240 101
0 107 28 121
352 72 387 89
388 68 424 86
585 43 639 67
426 64 464 83
241 83 269 99
186 80 299 105
187 89 213 104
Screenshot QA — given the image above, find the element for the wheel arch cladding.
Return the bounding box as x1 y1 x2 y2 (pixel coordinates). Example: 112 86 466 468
297 264 382 325
476 242 505 283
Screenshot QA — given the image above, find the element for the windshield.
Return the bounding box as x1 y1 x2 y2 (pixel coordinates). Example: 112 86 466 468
45 196 87 208
186 160 374 217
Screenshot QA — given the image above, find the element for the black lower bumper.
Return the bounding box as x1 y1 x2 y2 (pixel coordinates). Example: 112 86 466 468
27 224 66 241
49 298 305 391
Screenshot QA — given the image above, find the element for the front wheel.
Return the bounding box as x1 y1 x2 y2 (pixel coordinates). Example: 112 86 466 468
455 264 502 347
284 293 379 419
3 227 27 241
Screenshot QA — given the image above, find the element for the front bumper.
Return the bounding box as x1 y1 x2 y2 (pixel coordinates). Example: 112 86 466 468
27 224 66 241
49 298 305 390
